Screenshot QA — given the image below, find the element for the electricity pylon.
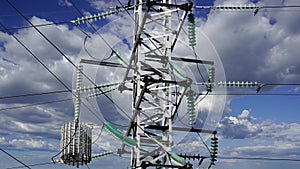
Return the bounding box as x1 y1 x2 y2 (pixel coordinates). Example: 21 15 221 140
115 1 213 168
61 0 264 168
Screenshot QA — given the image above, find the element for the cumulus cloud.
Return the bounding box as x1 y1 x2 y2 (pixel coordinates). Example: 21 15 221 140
0 136 56 151
0 2 299 166
219 109 300 144
9 138 55 150
87 0 119 11
200 0 300 85
218 110 261 139
0 16 86 151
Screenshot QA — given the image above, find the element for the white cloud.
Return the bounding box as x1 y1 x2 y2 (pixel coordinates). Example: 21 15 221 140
238 109 256 121
0 137 7 144
0 2 299 169
88 0 118 11
219 109 300 141
58 0 72 7
200 0 300 84
218 109 261 139
9 138 55 150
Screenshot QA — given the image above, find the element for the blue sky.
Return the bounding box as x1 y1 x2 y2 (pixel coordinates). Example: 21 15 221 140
1 0 300 169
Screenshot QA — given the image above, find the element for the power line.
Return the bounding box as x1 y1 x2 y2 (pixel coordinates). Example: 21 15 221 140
2 0 122 126
6 162 54 169
1 4 300 32
0 21 71 93
0 21 70 32
1 19 87 167
85 164 91 169
1 14 104 166
0 90 70 100
2 1 127 127
3 2 163 167
0 14 96 118
6 0 130 120
199 93 300 96
0 148 31 169
68 0 119 55
260 5 300 9
178 154 300 162
67 0 131 119
0 98 72 112
218 156 300 162
193 5 300 10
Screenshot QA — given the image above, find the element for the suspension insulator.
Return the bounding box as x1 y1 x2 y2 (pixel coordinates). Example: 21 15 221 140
91 151 113 160
217 81 259 87
214 4 258 11
187 90 196 126
71 9 122 25
210 135 219 166
207 67 215 92
74 65 83 123
188 13 196 46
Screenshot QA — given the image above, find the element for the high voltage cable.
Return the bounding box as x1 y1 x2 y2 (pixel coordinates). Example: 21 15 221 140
0 21 70 32
85 164 91 169
0 21 71 93
7 155 300 169
194 82 300 86
4 1 300 167
260 5 300 9
0 148 31 169
218 156 300 162
0 98 72 112
1 19 90 168
0 89 297 102
68 0 120 56
204 93 300 96
69 0 191 152
0 90 70 100
3 0 130 128
1 4 300 32
6 162 54 169
0 13 111 167
194 4 300 10
6 0 130 120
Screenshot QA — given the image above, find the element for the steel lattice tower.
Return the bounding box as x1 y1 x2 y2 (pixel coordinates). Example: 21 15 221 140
117 1 195 168
55 0 267 168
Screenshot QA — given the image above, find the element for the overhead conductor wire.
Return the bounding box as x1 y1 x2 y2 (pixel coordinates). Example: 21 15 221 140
6 162 54 169
0 148 31 169
0 5 105 164
3 1 300 168
173 5 209 104
68 0 175 132
6 0 131 121
6 1 145 159
0 90 70 100
71 1 197 159
0 98 72 112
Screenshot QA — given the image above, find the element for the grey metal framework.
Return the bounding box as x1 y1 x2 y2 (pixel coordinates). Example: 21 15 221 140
116 1 200 168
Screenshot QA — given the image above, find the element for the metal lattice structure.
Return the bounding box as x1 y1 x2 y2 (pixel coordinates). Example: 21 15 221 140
115 1 213 168
57 0 263 168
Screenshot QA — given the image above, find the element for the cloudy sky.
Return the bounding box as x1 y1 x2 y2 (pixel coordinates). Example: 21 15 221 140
0 0 300 169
